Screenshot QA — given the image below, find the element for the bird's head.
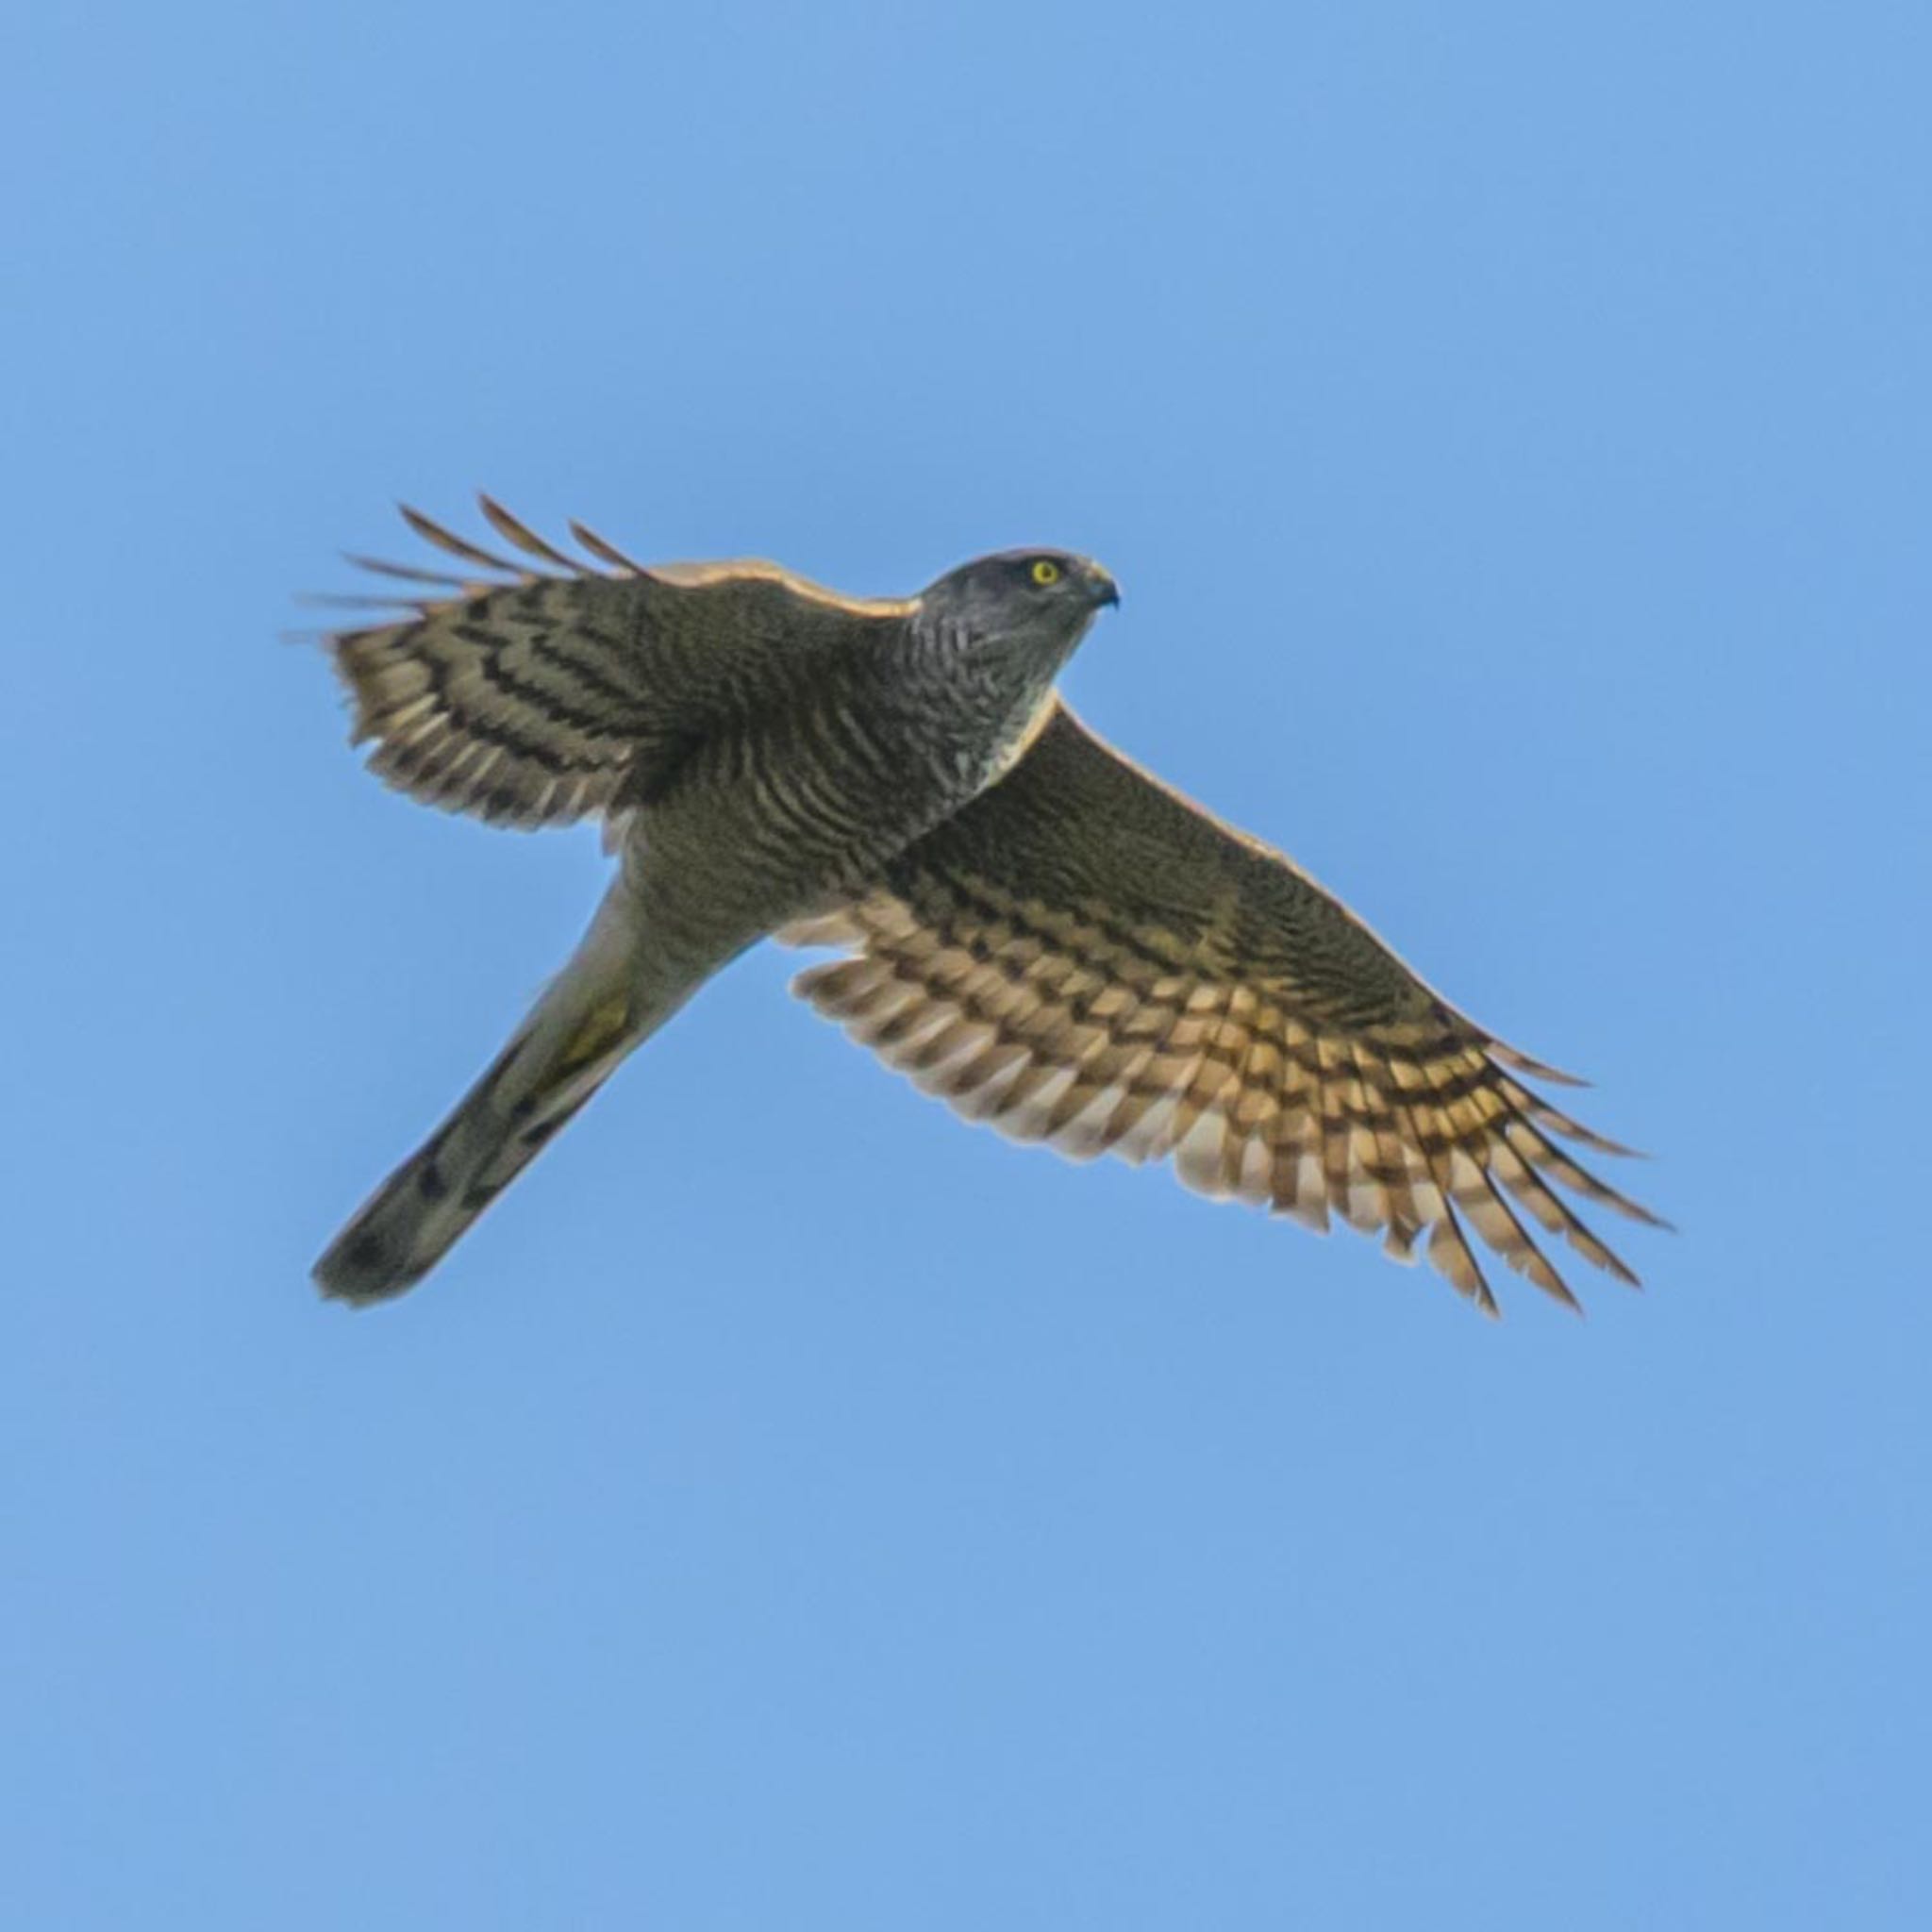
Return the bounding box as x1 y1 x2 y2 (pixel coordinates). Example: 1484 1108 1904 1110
918 549 1121 660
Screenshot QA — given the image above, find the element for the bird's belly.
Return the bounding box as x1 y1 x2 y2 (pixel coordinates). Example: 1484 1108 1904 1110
620 732 980 961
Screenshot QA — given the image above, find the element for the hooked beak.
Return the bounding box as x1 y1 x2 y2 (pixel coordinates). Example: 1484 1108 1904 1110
1082 560 1121 609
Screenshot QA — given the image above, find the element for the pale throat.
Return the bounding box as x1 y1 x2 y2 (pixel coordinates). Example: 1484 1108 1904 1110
908 608 1091 770
912 600 1091 689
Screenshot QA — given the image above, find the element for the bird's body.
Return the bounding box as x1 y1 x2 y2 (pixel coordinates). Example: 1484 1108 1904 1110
313 500 1661 1312
623 586 1082 952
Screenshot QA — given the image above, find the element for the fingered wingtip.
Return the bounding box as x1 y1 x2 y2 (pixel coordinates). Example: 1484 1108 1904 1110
1487 1040 1591 1088
396 500 524 575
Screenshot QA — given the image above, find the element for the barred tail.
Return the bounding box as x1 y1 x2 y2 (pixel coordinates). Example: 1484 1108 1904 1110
314 886 697 1304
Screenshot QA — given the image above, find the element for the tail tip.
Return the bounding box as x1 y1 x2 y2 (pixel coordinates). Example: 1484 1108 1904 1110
312 1226 427 1307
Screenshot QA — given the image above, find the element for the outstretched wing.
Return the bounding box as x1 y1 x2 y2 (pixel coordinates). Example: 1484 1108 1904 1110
789 705 1664 1315
320 497 912 827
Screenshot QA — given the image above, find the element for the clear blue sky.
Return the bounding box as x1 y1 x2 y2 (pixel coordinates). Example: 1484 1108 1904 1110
6 4 1927 1926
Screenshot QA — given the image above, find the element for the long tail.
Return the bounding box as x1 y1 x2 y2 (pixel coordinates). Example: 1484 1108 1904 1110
314 886 698 1304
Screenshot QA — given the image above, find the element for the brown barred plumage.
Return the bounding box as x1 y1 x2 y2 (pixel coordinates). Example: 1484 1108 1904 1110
313 499 1661 1310
786 708 1666 1317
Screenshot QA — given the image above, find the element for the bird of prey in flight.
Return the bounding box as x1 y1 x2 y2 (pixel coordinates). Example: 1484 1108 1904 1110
311 498 1661 1313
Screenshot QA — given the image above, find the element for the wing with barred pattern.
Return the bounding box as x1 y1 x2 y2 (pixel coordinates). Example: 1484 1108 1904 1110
788 704 1665 1315
321 496 911 828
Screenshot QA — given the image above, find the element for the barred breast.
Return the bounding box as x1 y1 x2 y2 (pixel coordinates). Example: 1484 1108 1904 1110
625 633 1063 963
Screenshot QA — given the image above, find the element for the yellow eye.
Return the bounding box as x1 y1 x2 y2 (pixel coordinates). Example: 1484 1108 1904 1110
1030 558 1061 586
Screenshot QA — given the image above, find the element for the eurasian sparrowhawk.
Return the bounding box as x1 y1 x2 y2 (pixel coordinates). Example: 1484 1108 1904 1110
312 499 1662 1312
